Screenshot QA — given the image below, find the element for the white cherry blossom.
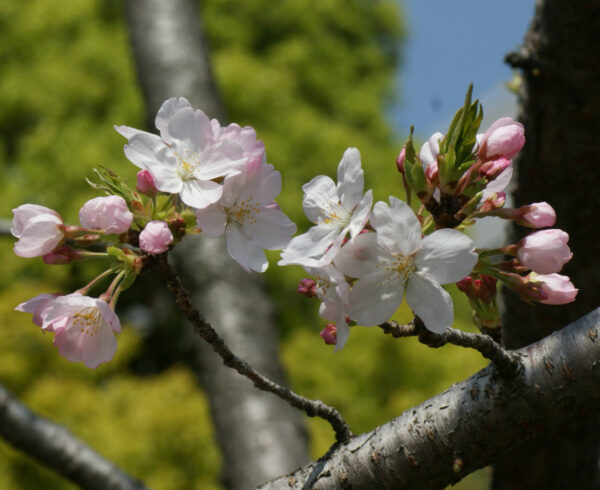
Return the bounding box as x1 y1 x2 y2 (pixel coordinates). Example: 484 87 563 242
195 163 296 272
334 197 477 333
278 147 372 267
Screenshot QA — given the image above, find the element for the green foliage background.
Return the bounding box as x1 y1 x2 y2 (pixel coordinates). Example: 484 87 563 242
0 1 487 488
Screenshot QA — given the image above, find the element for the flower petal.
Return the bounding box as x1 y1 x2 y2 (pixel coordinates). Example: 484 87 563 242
406 272 453 334
347 190 372 239
301 175 338 224
336 147 364 210
226 226 268 272
195 204 227 237
348 271 404 326
180 180 223 209
278 225 339 266
415 229 477 284
370 197 421 255
244 205 296 250
333 232 379 278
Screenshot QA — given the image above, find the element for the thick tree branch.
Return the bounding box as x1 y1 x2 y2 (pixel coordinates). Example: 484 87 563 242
157 253 353 443
0 384 146 490
261 307 600 489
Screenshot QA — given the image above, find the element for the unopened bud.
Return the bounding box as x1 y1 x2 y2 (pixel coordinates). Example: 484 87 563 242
42 246 80 265
136 170 158 197
320 323 337 345
516 202 556 228
480 157 511 180
396 147 406 174
297 278 317 298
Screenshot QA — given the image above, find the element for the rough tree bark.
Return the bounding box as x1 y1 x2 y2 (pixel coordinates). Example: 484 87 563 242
495 1 600 487
122 1 309 488
0 384 146 490
261 307 600 489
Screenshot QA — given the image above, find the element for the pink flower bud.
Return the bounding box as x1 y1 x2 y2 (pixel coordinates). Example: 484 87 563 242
396 147 406 174
79 196 133 234
320 323 337 345
11 204 65 258
479 118 525 160
43 246 80 265
530 273 578 305
297 278 317 297
480 157 511 180
457 275 497 304
139 220 173 254
516 202 556 228
477 192 506 213
136 170 158 197
516 229 572 274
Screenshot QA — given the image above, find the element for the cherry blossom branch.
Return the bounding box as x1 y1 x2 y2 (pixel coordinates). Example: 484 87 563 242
0 383 146 490
379 318 522 377
261 307 600 489
156 253 353 443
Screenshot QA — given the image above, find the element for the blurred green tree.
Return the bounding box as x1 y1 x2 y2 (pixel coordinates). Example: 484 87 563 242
0 1 487 488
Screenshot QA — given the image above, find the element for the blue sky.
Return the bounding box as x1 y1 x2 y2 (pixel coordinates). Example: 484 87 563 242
392 0 537 137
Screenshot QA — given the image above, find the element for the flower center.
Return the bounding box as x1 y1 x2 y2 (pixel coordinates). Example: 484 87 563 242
378 252 416 282
72 307 102 336
228 198 260 226
322 202 352 227
174 148 200 181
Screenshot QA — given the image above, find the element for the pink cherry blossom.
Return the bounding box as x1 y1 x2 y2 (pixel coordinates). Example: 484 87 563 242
139 220 173 254
516 202 556 228
136 170 159 196
516 229 572 274
11 204 65 258
530 273 578 305
478 117 525 160
117 99 247 210
79 196 133 234
40 293 121 369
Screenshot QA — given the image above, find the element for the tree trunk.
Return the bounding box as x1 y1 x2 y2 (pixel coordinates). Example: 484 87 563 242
495 0 600 487
122 1 310 488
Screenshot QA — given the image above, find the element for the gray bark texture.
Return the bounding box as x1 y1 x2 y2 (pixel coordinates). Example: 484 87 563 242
496 1 600 487
0 383 146 490
122 1 309 488
261 307 600 489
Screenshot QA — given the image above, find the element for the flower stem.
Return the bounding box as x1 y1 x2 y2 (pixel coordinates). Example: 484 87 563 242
156 253 353 443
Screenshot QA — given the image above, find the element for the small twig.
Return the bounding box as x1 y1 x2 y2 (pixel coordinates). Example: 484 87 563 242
379 318 522 378
156 253 353 443
379 320 416 338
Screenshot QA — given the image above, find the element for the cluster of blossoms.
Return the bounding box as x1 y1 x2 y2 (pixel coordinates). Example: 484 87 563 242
12 88 577 366
13 97 295 367
285 88 576 348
